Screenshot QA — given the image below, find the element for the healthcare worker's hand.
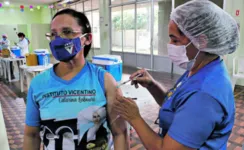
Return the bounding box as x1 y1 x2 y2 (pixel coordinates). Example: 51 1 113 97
130 69 155 88
114 92 141 124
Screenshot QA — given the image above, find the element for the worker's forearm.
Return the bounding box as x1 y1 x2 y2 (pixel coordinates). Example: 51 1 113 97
147 80 168 106
23 135 40 150
131 117 163 150
113 131 130 150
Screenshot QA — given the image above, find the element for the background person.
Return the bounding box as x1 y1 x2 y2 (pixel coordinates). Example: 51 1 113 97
0 34 16 79
0 34 10 50
15 32 29 56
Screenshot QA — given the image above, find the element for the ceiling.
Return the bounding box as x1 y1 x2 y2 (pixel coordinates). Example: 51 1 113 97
0 0 60 5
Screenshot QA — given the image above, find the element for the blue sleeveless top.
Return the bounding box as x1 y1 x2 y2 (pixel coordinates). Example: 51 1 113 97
158 58 235 149
26 61 112 150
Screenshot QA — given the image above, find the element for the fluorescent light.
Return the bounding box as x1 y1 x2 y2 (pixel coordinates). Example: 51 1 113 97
59 0 73 4
4 1 10 5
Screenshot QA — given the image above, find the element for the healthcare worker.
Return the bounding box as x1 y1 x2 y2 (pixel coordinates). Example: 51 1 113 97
15 32 29 56
114 0 239 150
0 34 16 79
23 9 129 150
0 34 10 50
16 32 30 45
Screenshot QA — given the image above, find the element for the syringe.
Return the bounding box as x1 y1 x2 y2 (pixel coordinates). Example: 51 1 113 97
112 73 143 125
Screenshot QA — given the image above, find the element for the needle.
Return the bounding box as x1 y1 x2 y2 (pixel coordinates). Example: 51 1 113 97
111 115 121 125
111 98 137 124
116 73 143 88
112 74 142 125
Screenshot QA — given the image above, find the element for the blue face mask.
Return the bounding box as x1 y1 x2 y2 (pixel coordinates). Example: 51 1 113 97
3 38 6 41
49 34 87 62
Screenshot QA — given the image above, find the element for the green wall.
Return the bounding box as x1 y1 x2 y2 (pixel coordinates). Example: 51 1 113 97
0 7 51 24
41 8 52 24
18 25 28 35
0 7 52 52
30 24 50 51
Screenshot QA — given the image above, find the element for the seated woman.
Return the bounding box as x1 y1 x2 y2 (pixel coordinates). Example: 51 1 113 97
23 9 129 150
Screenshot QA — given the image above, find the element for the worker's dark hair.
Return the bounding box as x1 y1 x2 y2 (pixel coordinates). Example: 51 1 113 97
52 9 92 58
18 32 25 37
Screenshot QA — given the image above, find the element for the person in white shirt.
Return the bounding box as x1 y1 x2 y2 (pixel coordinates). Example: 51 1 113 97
0 34 10 50
0 34 16 79
15 32 29 56
12 32 29 80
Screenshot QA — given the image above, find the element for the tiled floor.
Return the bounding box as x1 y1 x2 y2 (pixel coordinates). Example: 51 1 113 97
0 83 25 150
0 66 244 150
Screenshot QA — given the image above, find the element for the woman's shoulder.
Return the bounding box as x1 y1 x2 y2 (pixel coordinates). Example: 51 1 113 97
86 61 107 75
87 62 115 83
86 62 118 93
86 61 108 92
30 68 52 87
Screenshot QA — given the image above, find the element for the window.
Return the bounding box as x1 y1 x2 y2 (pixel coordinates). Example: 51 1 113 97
92 10 100 49
55 0 101 50
123 4 135 53
110 0 172 56
111 0 122 5
111 0 136 5
111 5 136 53
136 3 151 54
63 0 101 50
153 1 172 56
84 0 92 11
80 0 100 50
111 7 122 52
85 11 93 27
70 4 76 10
76 3 83 12
174 0 223 8
123 0 136 3
92 0 99 10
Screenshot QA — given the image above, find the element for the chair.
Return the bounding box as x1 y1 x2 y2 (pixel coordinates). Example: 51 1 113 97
232 56 244 90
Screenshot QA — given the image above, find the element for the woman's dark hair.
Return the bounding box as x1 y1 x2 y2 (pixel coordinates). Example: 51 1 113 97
18 32 25 38
52 9 92 58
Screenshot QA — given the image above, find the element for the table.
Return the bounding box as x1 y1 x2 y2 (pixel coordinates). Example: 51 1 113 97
19 64 53 92
0 57 25 82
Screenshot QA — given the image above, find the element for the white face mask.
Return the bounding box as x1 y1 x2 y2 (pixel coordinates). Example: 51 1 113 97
167 42 200 70
19 38 22 41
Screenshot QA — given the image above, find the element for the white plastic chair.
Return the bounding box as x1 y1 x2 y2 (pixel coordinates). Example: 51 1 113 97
232 56 244 90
